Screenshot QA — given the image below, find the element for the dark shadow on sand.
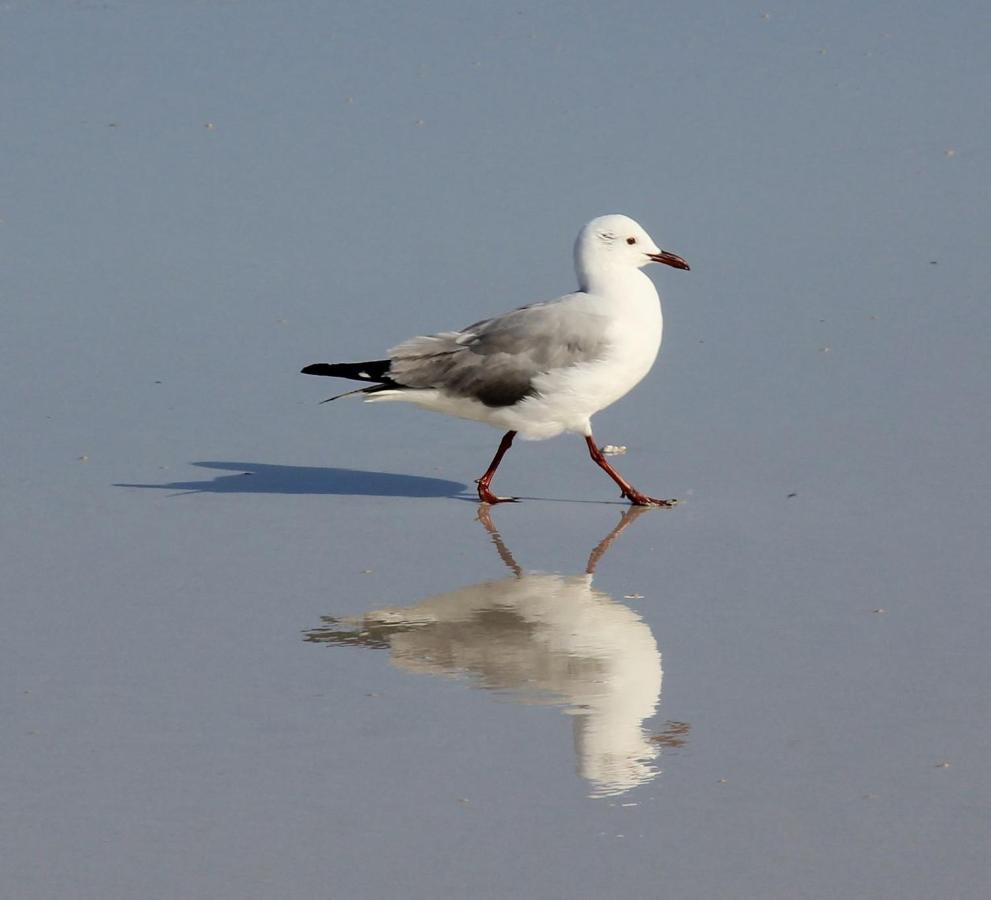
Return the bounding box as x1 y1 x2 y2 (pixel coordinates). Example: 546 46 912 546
116 461 468 499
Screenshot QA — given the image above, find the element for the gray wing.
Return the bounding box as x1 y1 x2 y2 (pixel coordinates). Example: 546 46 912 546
386 296 609 407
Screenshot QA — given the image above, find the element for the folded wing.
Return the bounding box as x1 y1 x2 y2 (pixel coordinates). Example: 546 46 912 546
388 299 609 407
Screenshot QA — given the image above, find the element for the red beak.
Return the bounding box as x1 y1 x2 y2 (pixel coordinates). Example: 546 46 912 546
647 250 690 271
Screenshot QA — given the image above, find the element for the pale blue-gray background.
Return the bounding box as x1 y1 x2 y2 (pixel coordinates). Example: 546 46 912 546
2 2 989 898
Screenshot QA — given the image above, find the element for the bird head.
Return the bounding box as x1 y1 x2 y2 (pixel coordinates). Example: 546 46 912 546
574 214 689 291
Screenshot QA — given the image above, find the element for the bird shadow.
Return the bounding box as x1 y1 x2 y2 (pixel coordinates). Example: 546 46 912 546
115 461 468 499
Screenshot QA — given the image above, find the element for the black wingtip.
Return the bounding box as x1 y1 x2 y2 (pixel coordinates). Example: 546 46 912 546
300 360 393 382
302 363 333 376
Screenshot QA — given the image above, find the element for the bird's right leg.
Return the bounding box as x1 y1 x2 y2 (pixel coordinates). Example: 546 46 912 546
476 430 519 504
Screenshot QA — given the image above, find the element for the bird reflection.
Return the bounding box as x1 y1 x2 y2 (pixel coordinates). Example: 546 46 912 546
305 507 689 797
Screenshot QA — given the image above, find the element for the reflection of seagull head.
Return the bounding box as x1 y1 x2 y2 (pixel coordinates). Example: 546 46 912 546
306 508 672 798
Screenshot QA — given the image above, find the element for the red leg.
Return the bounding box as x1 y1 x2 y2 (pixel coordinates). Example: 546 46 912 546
584 435 677 507
476 430 519 504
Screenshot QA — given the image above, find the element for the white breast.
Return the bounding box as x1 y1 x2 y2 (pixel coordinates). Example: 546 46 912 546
503 272 660 437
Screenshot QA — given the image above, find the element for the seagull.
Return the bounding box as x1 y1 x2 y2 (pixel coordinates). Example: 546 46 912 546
302 214 690 506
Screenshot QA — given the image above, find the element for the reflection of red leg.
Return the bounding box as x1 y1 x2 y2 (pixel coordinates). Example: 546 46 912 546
585 434 677 508
585 506 651 574
475 505 523 576
476 430 519 504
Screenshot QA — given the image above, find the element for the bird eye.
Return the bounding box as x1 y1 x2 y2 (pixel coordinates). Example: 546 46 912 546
626 237 637 245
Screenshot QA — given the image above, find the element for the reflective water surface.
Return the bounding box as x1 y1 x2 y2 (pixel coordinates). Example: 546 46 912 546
306 508 689 798
5 2 990 897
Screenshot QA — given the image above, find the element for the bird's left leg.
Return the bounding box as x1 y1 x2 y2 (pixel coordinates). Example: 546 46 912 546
584 434 677 507
476 430 519 504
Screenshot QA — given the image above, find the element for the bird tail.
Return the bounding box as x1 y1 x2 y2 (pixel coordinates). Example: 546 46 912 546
300 359 392 382
301 359 396 404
